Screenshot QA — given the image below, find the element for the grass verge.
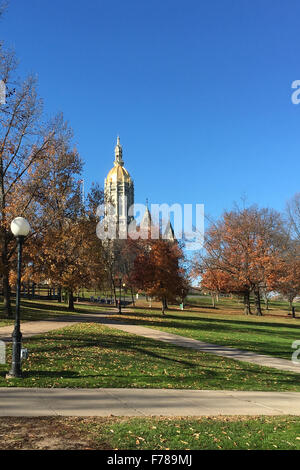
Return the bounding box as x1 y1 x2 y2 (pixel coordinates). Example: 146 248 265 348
0 416 300 450
0 323 299 390
115 308 300 360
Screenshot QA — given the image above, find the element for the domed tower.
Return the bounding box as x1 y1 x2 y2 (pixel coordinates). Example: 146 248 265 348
104 137 134 236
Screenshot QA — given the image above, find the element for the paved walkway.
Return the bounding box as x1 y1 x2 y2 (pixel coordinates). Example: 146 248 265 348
1 312 300 374
0 388 300 417
0 319 79 342
0 312 116 342
1 313 300 417
99 318 300 374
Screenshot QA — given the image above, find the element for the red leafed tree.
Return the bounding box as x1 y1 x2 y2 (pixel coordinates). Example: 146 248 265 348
194 206 286 315
200 268 245 307
267 243 300 312
130 239 189 314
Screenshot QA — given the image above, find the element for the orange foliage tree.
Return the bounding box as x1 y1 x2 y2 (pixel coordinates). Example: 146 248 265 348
267 242 300 312
0 43 74 316
23 177 105 311
129 238 189 314
194 206 286 315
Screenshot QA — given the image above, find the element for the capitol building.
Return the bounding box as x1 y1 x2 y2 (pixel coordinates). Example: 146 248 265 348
104 137 174 241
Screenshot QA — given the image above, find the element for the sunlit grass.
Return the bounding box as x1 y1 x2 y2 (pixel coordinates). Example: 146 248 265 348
79 415 300 450
0 323 299 391
114 305 300 360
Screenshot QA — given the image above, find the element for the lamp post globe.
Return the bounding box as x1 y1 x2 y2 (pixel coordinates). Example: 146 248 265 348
6 217 31 379
10 217 30 238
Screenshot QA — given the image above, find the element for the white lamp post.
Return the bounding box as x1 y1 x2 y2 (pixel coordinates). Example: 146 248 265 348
7 217 31 378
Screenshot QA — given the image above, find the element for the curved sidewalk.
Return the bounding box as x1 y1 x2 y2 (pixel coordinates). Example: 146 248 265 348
99 318 300 374
1 312 300 374
0 388 300 417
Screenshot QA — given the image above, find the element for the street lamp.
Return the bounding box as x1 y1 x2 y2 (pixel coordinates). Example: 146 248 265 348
123 283 126 304
6 217 31 378
118 278 122 314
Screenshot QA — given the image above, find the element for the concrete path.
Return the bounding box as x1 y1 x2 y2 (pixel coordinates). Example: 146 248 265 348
1 312 300 374
98 318 300 374
0 388 299 417
0 320 78 342
1 314 300 418
0 312 114 342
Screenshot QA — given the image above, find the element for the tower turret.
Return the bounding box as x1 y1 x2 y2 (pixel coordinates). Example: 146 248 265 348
104 137 134 237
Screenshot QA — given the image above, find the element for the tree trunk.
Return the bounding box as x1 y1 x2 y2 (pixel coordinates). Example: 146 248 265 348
161 296 167 315
211 293 216 308
265 297 269 310
2 267 12 318
2 226 12 317
254 288 262 316
1 183 12 317
130 286 135 306
57 286 62 302
243 291 251 315
68 290 74 311
113 285 117 306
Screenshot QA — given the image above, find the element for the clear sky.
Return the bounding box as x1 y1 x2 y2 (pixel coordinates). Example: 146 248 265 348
1 0 300 221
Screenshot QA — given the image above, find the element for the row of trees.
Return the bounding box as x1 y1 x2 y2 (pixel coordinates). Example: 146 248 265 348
0 32 100 313
2 6 299 317
193 199 300 315
0 30 189 315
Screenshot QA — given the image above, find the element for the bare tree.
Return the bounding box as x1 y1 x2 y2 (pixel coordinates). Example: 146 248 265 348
286 193 300 240
0 45 67 316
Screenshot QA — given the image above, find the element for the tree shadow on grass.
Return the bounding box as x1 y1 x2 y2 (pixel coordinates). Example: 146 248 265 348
22 333 202 368
115 313 300 335
19 300 110 317
21 323 294 360
2 366 300 391
16 329 296 383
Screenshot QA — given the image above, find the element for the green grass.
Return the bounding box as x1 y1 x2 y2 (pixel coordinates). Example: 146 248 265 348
79 415 300 450
186 294 297 312
2 415 300 450
115 308 300 360
2 297 300 362
1 322 300 391
0 299 110 326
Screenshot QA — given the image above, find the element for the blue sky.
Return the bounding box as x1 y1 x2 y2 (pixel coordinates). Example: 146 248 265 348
1 0 300 221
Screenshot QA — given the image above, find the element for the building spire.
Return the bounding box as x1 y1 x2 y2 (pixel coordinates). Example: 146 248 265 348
114 135 124 166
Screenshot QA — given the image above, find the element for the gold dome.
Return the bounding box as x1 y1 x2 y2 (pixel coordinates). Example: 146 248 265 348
106 164 132 184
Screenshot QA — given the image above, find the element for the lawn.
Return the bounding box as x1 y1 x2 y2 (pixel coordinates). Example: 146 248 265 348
1 297 300 362
0 322 299 391
114 307 300 360
0 415 300 450
79 415 300 450
0 299 109 326
185 294 297 313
